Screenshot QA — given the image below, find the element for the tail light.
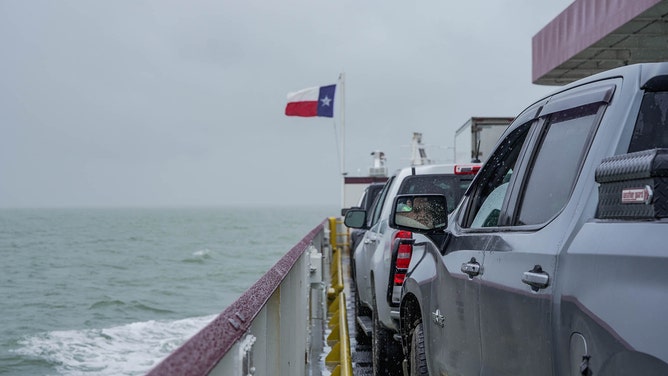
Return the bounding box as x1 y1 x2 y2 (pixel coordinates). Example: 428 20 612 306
455 164 481 175
393 230 413 285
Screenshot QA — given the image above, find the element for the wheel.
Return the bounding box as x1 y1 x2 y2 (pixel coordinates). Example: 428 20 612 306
372 302 403 376
409 323 429 376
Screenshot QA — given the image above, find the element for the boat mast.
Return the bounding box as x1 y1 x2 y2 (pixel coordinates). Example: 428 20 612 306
339 72 346 210
410 132 432 166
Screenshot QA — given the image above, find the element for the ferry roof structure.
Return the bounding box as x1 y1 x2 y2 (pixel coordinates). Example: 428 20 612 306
533 0 668 85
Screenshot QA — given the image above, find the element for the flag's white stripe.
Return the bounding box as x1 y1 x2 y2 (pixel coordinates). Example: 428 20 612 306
286 86 319 102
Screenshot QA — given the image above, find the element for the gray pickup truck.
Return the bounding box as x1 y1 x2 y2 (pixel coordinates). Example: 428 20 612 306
394 63 668 376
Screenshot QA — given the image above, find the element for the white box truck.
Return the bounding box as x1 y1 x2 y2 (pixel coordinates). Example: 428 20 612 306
454 117 514 163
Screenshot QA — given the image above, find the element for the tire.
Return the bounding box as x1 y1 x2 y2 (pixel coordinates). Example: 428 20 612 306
372 301 403 376
409 323 429 376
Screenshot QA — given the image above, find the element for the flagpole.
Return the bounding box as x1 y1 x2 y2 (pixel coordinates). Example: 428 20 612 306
339 72 346 211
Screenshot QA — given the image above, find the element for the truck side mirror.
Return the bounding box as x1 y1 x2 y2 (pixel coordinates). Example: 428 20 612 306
344 208 368 229
390 194 448 233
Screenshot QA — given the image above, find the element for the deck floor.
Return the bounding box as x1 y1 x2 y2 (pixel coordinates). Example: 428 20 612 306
341 247 374 376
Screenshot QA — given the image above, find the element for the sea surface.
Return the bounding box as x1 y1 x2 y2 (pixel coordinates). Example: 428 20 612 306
0 206 337 376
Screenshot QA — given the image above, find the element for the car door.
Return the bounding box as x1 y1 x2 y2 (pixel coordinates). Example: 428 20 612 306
463 83 615 375
420 229 486 375
434 112 538 375
356 177 394 308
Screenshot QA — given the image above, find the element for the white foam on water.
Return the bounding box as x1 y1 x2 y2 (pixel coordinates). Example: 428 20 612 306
14 314 217 376
192 249 212 258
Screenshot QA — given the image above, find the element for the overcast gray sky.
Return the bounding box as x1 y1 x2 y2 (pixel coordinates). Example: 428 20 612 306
0 0 574 208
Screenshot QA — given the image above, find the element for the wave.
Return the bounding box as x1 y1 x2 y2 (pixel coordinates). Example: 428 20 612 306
89 299 175 316
182 248 213 263
89 299 126 309
88 299 174 317
12 315 216 376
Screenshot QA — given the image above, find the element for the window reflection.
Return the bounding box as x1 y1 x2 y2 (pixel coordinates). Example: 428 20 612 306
517 103 600 225
467 123 531 228
629 91 668 152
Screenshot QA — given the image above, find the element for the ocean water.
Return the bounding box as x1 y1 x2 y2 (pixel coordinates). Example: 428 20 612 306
0 206 336 376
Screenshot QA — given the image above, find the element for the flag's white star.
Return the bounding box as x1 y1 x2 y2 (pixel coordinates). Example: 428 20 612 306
320 96 332 107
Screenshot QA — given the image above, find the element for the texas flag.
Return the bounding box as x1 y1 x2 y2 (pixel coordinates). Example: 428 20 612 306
285 84 336 118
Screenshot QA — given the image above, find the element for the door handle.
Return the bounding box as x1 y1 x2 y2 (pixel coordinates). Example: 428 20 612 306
364 237 377 244
461 257 481 278
522 265 549 291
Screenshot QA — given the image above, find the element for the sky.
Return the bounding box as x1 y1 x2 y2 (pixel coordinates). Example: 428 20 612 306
0 0 575 208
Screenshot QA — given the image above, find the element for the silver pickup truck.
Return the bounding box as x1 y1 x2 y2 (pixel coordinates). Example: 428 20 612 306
394 63 668 376
345 163 480 375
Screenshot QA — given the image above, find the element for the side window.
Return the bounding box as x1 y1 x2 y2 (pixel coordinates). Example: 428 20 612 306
369 177 393 228
463 122 532 228
516 103 601 225
357 191 369 209
629 91 668 152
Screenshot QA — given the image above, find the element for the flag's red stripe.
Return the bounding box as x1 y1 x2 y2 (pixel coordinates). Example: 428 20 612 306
285 101 318 117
